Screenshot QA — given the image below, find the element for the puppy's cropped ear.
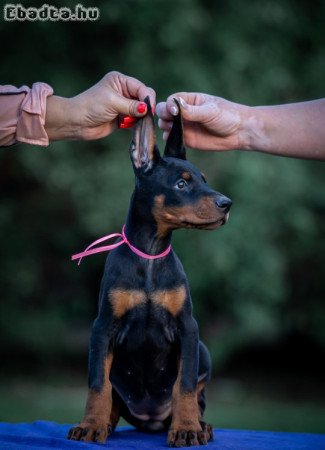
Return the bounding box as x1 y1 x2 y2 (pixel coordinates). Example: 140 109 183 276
129 96 161 173
164 98 186 160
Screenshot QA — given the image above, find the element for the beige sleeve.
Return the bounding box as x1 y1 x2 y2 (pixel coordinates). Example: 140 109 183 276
0 82 53 147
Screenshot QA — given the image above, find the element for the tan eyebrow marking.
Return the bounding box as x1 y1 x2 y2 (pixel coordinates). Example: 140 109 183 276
181 171 192 181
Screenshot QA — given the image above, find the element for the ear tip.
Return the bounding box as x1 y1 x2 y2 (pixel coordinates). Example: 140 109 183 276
172 98 181 113
163 100 187 160
143 95 154 116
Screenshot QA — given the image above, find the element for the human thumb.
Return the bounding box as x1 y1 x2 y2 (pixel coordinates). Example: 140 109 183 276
113 92 148 117
178 97 215 123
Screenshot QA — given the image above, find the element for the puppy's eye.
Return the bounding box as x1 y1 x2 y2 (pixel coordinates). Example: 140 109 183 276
175 179 188 190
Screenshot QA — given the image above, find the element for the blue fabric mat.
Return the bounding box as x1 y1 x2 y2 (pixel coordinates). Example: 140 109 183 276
0 421 324 450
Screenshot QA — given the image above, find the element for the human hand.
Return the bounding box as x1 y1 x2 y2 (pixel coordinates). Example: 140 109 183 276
45 71 156 141
156 93 251 151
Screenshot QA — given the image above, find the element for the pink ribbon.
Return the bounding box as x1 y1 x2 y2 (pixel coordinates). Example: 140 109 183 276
71 225 171 265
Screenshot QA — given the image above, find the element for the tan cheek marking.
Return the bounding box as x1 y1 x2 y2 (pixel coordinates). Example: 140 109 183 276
154 194 165 207
109 289 146 318
153 195 174 238
153 195 221 237
194 196 216 219
151 285 186 316
153 195 196 238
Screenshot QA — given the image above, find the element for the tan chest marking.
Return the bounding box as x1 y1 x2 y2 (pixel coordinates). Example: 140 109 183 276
151 285 186 316
109 289 146 318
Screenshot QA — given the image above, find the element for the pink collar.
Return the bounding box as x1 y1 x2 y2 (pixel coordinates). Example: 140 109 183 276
71 225 172 265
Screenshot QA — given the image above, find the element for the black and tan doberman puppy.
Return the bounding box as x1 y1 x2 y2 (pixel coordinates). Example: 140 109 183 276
68 98 232 447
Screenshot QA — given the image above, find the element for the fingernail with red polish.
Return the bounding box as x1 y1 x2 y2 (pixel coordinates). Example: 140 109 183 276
137 102 147 114
120 122 134 129
124 116 136 124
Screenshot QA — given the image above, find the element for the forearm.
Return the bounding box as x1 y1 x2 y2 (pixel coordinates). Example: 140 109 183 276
242 99 325 160
45 95 80 141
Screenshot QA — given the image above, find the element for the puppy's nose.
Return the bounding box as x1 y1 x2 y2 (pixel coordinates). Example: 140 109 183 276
215 195 232 213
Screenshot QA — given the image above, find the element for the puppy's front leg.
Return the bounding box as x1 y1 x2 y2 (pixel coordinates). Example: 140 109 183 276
68 317 114 443
168 317 208 447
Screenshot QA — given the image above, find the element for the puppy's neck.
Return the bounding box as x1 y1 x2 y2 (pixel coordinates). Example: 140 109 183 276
124 192 172 257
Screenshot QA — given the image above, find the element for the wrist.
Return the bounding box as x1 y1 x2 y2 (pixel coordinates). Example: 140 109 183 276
239 106 270 152
45 96 81 141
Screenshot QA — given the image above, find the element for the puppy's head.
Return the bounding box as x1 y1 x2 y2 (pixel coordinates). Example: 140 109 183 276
129 97 231 237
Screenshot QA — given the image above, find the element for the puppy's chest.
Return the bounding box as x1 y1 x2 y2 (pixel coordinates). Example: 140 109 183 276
109 287 186 349
109 285 187 320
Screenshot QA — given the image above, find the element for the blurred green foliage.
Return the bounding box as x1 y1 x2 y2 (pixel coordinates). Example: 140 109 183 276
2 375 325 432
0 0 324 381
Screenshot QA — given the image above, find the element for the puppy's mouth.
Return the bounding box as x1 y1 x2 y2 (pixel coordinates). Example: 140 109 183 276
181 213 229 230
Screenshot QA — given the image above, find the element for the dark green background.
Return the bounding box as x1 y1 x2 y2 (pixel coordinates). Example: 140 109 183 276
0 0 324 433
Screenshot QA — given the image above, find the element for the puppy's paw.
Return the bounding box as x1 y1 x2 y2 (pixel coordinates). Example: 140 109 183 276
167 422 213 447
67 422 113 443
199 421 214 444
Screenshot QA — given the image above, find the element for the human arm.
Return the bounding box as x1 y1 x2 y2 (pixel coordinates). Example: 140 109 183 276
156 94 325 160
244 100 325 160
0 72 155 147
